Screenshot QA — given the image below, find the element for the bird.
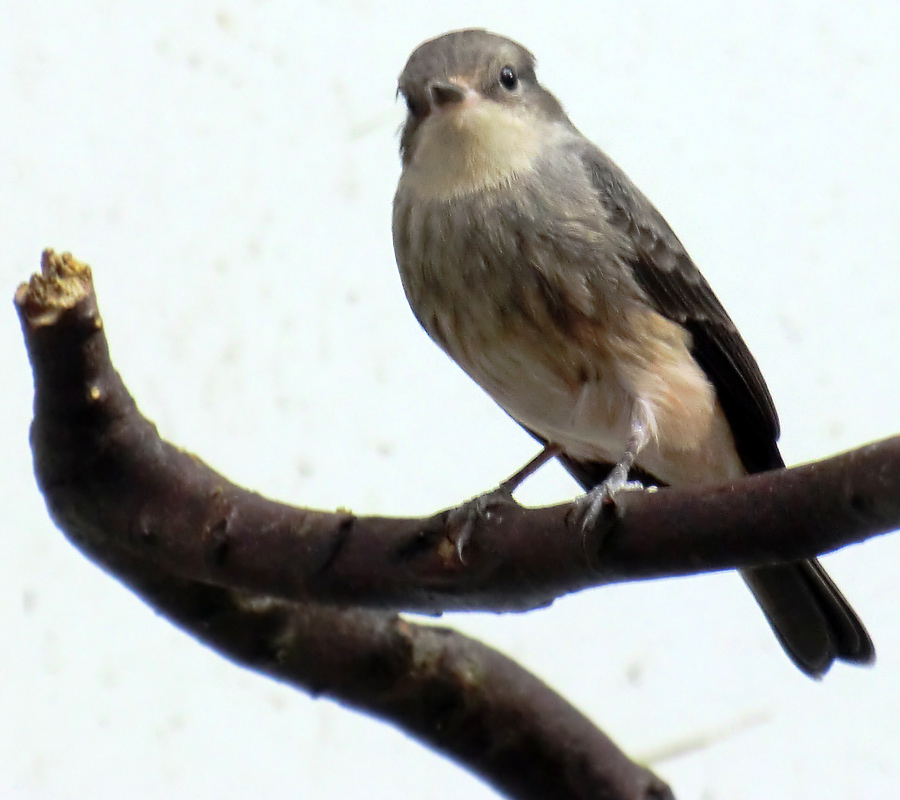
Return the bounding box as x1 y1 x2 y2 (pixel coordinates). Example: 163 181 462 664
391 28 874 677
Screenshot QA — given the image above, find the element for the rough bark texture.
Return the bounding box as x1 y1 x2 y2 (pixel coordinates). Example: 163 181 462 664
16 250 673 800
17 251 899 799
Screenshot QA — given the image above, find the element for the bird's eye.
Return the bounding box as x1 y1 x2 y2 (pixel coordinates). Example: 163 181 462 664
499 66 518 90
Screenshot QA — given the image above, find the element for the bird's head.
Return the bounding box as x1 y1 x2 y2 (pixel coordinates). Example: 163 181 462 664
396 29 568 198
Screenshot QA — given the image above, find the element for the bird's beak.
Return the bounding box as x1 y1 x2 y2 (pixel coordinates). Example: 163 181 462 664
427 80 475 114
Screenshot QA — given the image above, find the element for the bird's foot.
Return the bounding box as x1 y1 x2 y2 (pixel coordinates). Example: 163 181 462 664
573 463 645 534
447 485 520 563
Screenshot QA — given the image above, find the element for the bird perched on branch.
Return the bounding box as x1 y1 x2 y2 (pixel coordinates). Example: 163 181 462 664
391 28 874 677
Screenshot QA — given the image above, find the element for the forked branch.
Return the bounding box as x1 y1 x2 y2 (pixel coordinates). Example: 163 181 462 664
17 250 899 799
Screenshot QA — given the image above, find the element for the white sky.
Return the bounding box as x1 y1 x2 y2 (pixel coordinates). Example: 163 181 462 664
2 2 899 798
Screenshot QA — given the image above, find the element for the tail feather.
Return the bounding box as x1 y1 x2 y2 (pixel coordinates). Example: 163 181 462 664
802 559 875 664
555 451 875 677
742 561 874 677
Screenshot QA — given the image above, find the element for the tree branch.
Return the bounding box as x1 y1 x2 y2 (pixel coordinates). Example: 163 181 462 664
19 252 900 617
16 250 673 800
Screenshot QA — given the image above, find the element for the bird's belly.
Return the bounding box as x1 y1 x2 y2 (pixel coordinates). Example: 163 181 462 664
394 193 744 486
428 300 745 486
429 304 633 463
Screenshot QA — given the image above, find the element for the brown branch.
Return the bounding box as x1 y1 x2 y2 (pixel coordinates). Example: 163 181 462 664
16 250 673 800
20 249 900 615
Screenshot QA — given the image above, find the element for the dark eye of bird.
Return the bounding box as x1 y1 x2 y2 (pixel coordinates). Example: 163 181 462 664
499 66 518 90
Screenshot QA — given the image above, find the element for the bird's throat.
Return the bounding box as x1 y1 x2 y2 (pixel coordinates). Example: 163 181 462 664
403 103 545 200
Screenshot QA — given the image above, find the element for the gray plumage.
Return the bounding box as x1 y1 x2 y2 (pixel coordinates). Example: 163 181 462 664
393 29 873 676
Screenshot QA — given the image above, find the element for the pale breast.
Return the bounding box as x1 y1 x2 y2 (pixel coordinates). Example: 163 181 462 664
392 168 743 485
394 176 639 454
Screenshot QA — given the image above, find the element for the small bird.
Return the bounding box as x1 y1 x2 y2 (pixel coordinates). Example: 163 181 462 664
392 28 874 677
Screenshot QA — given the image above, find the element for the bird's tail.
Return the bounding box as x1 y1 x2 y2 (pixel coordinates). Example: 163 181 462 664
741 560 874 677
555 451 875 676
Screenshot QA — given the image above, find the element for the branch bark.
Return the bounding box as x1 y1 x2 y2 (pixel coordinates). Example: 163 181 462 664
19 258 900 618
17 250 899 799
16 250 673 800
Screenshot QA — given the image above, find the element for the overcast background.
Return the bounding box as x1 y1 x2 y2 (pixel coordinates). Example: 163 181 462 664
2 2 899 798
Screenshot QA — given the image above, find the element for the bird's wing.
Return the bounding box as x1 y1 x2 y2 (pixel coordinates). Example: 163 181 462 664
580 144 782 473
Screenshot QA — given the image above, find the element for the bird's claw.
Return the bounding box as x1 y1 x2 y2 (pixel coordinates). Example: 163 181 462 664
574 464 644 534
447 485 519 562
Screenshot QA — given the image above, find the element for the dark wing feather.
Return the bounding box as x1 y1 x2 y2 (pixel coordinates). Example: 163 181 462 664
582 145 782 473
561 147 873 675
495 138 872 674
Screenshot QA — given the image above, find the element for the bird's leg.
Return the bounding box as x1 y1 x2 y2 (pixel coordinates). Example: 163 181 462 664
576 406 651 532
497 442 562 494
449 443 561 561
